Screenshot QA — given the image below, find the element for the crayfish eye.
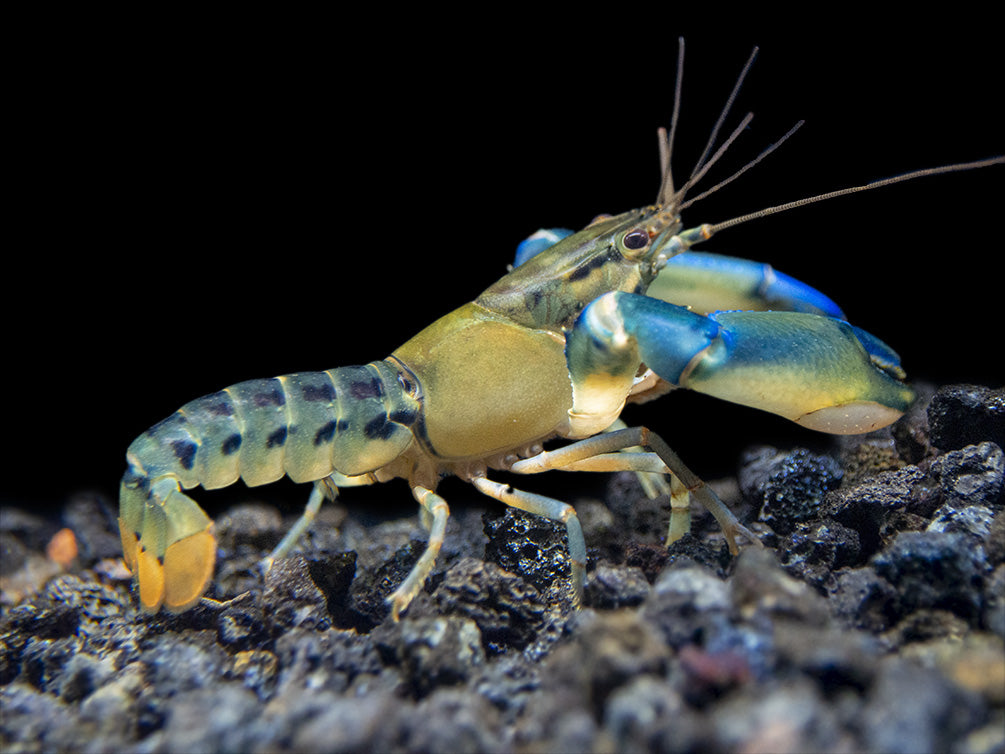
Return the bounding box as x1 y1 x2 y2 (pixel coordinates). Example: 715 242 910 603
622 229 650 251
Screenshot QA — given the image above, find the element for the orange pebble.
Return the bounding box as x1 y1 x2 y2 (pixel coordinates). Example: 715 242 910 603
46 527 78 567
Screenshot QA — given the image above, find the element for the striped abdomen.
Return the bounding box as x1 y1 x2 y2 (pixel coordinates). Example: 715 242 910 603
126 361 420 491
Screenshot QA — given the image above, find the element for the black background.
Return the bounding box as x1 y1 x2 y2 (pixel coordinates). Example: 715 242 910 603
7 12 1002 511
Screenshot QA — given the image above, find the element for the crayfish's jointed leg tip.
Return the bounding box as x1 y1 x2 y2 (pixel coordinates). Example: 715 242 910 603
716 519 762 556
384 485 451 622
199 591 253 610
731 520 763 552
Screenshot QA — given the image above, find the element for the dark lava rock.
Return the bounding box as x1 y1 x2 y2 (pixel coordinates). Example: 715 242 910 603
283 688 398 753
663 531 732 577
602 675 701 753
622 542 671 582
983 565 1005 638
143 631 231 695
643 564 731 649
710 678 852 753
483 508 571 603
884 609 973 646
927 503 996 540
261 556 331 632
585 563 651 609
829 567 899 632
825 465 925 556
929 441 1005 509
273 627 382 696
891 382 938 464
380 687 508 754
375 615 485 696
872 531 986 623
773 621 881 693
348 539 424 629
987 511 1005 566
778 518 862 591
225 648 279 698
604 472 672 545
837 433 906 488
729 547 831 627
216 602 271 652
928 383 1005 451
538 610 671 719
429 557 547 652
740 447 843 535
215 503 285 554
861 656 987 754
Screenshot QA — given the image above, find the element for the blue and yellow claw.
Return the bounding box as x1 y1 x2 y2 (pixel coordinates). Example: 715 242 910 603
567 291 914 436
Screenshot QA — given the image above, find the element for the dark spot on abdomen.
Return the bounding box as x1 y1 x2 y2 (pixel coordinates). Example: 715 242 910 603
364 414 398 440
314 421 337 445
171 440 198 471
201 392 235 417
301 382 336 402
350 379 383 400
253 386 285 407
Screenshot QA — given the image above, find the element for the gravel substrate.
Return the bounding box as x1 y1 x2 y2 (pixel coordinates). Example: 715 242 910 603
2 383 1003 753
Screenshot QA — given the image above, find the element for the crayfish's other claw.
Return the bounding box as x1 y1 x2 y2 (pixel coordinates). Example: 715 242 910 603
651 251 846 318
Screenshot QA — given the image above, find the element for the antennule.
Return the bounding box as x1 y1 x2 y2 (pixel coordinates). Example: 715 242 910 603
680 120 805 211
689 46 759 182
657 38 687 206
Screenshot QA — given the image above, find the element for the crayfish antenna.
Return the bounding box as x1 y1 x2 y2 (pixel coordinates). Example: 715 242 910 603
705 155 1005 236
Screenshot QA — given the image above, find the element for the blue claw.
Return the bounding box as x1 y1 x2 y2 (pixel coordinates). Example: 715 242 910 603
566 291 914 437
